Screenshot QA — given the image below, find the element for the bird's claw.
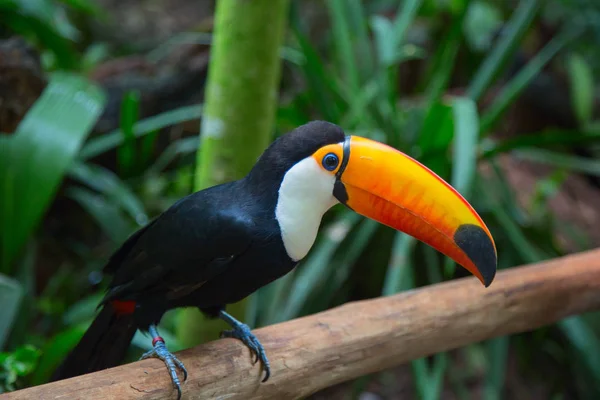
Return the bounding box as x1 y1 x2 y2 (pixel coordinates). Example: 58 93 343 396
140 339 187 399
220 322 271 382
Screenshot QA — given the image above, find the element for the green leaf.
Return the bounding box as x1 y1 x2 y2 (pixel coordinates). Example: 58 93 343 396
321 219 379 305
419 101 454 154
3 241 37 352
463 1 503 52
79 104 203 160
451 97 479 198
118 90 141 177
483 336 509 400
0 274 23 350
467 0 541 101
57 0 108 16
382 232 417 295
146 136 200 176
419 7 466 104
0 344 41 390
289 4 344 123
66 187 136 244
68 161 148 226
475 176 546 263
387 0 424 67
29 324 88 386
345 0 375 81
62 293 104 326
326 0 362 94
480 26 582 134
0 72 106 273
513 148 600 177
412 353 448 400
559 316 600 391
480 129 600 159
370 16 397 68
0 7 80 70
566 53 595 126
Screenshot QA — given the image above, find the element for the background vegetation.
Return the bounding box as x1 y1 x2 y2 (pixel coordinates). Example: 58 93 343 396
2 0 600 398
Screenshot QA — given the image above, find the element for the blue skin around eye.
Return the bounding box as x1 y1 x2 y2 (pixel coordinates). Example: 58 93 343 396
323 153 339 171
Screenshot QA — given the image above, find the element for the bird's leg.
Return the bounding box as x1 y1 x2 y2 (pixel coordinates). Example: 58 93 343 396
219 310 271 382
140 324 187 399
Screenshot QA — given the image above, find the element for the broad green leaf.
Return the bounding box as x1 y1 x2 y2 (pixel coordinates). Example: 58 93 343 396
567 53 595 126
2 241 37 351
0 274 23 350
0 72 105 273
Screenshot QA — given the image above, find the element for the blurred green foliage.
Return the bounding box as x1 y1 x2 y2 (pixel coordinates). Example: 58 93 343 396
2 0 600 397
0 345 40 393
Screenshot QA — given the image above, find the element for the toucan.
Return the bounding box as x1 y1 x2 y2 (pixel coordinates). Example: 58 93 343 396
51 121 497 398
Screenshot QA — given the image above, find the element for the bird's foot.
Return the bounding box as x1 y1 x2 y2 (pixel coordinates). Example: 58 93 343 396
219 310 271 382
140 325 187 400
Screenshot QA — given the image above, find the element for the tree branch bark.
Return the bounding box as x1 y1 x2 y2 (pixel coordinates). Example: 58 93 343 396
5 248 600 400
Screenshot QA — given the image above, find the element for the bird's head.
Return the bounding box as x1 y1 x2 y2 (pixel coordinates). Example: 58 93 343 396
247 120 497 287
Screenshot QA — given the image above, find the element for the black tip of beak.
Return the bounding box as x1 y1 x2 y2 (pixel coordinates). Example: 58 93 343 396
454 224 497 287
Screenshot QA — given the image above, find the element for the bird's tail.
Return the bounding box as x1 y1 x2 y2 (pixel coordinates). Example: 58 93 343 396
51 302 137 381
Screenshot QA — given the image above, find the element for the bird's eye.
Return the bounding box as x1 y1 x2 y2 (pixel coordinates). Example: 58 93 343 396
322 153 339 171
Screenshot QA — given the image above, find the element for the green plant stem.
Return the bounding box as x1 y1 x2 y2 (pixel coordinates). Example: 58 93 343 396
177 0 290 348
193 0 290 189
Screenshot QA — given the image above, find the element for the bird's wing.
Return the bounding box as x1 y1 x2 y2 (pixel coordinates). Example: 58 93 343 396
100 191 256 304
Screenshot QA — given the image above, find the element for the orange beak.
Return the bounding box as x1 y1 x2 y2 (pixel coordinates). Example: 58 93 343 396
332 136 497 287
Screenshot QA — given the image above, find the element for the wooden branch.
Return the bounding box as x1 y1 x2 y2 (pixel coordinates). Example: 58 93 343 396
5 249 600 400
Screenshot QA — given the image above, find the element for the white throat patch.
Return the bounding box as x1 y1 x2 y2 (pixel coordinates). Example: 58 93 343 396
275 157 338 261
